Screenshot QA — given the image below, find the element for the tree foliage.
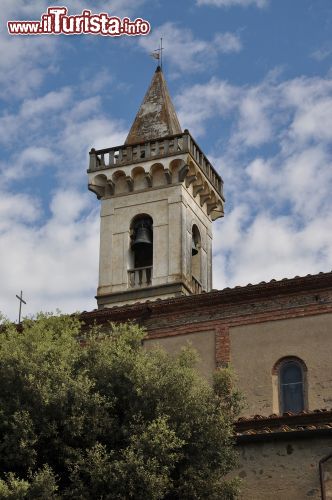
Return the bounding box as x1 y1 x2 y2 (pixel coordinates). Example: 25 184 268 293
0 314 241 499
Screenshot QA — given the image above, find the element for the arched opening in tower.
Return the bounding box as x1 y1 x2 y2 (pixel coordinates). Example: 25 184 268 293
192 225 202 292
128 215 153 288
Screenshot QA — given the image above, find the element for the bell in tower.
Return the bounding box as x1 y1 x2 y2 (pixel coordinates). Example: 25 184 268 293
88 66 225 309
192 238 199 256
132 218 153 251
131 216 153 270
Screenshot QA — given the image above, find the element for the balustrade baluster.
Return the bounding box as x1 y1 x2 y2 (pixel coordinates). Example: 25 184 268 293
126 146 132 162
164 139 169 154
145 142 151 159
108 150 114 166
89 152 96 170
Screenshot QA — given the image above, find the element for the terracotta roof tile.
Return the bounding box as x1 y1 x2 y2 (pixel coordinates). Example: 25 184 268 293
235 409 332 440
80 270 332 322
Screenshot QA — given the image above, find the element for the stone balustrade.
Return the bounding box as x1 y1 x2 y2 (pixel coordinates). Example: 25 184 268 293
192 276 203 294
88 130 223 196
128 266 153 288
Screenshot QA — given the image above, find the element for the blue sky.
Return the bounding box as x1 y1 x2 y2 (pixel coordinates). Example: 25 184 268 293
1 0 332 320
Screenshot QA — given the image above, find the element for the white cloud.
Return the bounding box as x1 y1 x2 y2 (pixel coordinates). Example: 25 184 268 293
0 115 20 144
0 145 58 186
0 88 73 146
0 86 128 186
64 0 148 17
58 113 127 188
139 23 242 74
232 86 276 147
2 0 147 21
282 77 332 145
176 72 332 287
213 212 332 289
196 0 267 7
0 36 57 100
175 72 332 148
0 192 40 231
0 188 99 320
80 70 114 96
1 0 48 23
50 190 91 222
311 46 332 62
176 78 240 135
0 81 128 320
0 0 149 100
214 32 243 53
2 146 57 181
61 115 126 157
21 88 72 118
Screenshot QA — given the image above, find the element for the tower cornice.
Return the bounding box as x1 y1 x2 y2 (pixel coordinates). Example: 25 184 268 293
88 130 224 201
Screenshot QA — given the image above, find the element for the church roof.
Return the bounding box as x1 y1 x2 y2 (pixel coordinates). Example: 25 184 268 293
80 270 332 355
125 66 182 145
80 270 332 322
236 409 332 441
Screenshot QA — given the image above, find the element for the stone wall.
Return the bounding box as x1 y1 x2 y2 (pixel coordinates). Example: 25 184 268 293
235 436 332 499
144 329 216 380
321 453 332 499
229 313 332 416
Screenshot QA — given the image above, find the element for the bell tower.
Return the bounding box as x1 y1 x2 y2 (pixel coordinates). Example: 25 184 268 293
88 66 224 308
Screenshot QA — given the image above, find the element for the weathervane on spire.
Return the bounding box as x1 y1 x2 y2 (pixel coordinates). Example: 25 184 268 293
150 37 164 69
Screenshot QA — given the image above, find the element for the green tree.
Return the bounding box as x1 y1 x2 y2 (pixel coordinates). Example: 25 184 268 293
0 314 241 499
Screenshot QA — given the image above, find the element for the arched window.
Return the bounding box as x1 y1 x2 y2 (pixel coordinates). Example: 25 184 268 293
191 225 202 293
128 215 153 288
278 359 306 414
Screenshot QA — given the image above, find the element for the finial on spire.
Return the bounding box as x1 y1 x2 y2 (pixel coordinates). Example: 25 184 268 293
150 38 164 70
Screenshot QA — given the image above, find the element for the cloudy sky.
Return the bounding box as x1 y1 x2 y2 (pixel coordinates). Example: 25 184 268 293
1 0 331 320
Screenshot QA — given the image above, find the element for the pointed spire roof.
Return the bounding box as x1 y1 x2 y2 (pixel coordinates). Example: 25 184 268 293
125 66 182 145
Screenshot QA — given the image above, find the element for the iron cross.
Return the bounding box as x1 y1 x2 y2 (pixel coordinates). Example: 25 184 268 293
16 290 26 323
